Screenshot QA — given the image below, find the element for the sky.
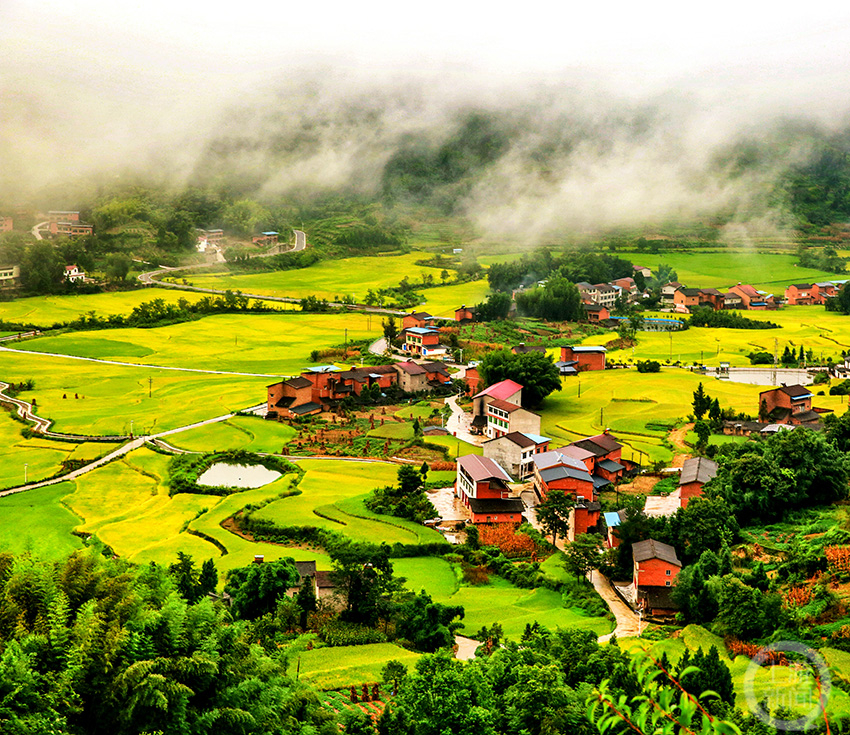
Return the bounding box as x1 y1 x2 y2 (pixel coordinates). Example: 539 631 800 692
3 0 850 219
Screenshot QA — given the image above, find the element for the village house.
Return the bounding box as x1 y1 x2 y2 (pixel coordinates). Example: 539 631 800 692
560 345 606 371
472 379 523 428
661 281 683 305
0 265 20 288
531 450 595 500
633 539 682 617
611 276 638 293
402 311 435 330
63 264 85 283
673 287 700 309
583 303 610 322
455 455 524 524
554 360 579 376
785 283 817 305
592 283 617 308
402 327 445 357
395 361 428 392
198 228 224 245
266 376 322 418
678 456 717 508
813 282 838 301
463 366 481 395
603 509 627 549
633 265 652 279
0 216 12 232
572 496 602 540
252 231 279 246
483 431 551 479
759 384 821 425
454 305 476 323
286 561 336 601
482 399 541 439
633 539 681 592
50 221 94 237
728 283 774 309
48 210 80 222
698 288 725 310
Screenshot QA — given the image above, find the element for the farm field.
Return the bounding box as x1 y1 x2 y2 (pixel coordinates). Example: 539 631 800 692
0 482 83 558
616 250 848 291
15 311 383 375
182 252 489 313
298 642 421 689
0 410 118 489
253 459 447 547
167 415 298 453
0 289 208 326
539 368 771 463
620 625 850 721
583 305 850 367
0 349 269 435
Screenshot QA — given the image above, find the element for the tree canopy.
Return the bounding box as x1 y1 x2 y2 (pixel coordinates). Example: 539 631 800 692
478 349 561 407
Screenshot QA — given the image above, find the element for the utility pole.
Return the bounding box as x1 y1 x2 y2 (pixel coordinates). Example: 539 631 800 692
773 337 778 386
344 328 348 348
669 331 672 361
600 407 604 428
148 377 152 398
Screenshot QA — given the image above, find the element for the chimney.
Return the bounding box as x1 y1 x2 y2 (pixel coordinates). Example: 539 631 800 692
253 555 264 564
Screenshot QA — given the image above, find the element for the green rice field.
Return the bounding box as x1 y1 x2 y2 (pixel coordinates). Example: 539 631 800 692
166 415 298 453
15 311 383 375
297 643 422 689
0 289 208 326
0 349 268 435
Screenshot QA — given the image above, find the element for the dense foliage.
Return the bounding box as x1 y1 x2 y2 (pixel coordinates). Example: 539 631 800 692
687 307 778 330
515 271 583 321
487 250 633 293
0 551 337 735
366 464 439 523
478 349 562 407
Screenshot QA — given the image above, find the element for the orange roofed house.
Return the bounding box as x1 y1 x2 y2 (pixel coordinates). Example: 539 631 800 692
455 455 525 525
472 379 541 438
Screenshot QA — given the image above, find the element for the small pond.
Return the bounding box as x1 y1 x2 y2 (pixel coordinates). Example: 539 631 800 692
197 463 281 488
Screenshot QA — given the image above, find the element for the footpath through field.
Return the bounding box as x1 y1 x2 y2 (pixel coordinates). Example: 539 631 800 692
444 395 483 446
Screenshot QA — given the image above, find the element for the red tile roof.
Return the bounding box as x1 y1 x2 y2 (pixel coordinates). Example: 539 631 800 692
474 379 523 401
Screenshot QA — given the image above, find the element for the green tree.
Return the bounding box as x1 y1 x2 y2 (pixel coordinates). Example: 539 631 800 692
670 497 739 565
693 419 711 449
478 349 561 407
474 291 512 321
296 575 317 630
381 660 408 696
563 534 604 582
224 559 301 620
382 316 399 343
20 241 64 294
105 253 132 281
329 541 397 627
692 382 711 419
536 490 574 545
395 591 464 652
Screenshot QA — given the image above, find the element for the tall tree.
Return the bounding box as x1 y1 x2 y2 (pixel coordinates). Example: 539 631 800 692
478 350 561 407
224 559 301 620
536 490 573 545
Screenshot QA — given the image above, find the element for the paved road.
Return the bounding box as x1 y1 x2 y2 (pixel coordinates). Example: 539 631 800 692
444 395 483 446
0 345 280 378
0 331 40 343
31 221 47 240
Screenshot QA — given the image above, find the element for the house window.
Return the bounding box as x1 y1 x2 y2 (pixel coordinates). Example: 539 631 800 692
665 569 671 576
665 581 671 587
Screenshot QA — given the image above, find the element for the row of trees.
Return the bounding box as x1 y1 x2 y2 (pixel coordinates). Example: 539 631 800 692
486 249 634 293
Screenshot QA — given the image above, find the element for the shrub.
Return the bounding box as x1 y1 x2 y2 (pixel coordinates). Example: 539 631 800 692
318 621 388 647
636 360 661 373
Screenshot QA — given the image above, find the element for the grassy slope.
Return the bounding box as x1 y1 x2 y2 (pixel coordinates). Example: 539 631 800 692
167 416 298 453
298 643 421 689
0 482 83 558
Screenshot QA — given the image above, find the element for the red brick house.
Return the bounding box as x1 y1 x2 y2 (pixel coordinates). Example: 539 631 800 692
531 450 595 500
455 305 476 323
813 282 838 301
673 287 701 309
572 497 601 539
785 284 817 305
463 367 481 396
473 379 523 430
584 303 610 322
758 384 819 425
48 211 80 222
467 497 525 525
402 311 434 330
698 288 724 310
560 345 606 371
456 455 513 504
678 456 717 508
266 376 322 417
603 510 626 549
729 283 774 309
633 538 681 594
50 221 93 237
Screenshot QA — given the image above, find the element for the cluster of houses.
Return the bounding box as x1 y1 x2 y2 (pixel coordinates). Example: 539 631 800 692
784 281 843 305
265 360 454 418
46 211 94 238
663 282 776 312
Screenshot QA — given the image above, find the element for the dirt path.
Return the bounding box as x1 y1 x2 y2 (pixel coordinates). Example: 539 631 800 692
668 423 693 467
591 571 642 642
